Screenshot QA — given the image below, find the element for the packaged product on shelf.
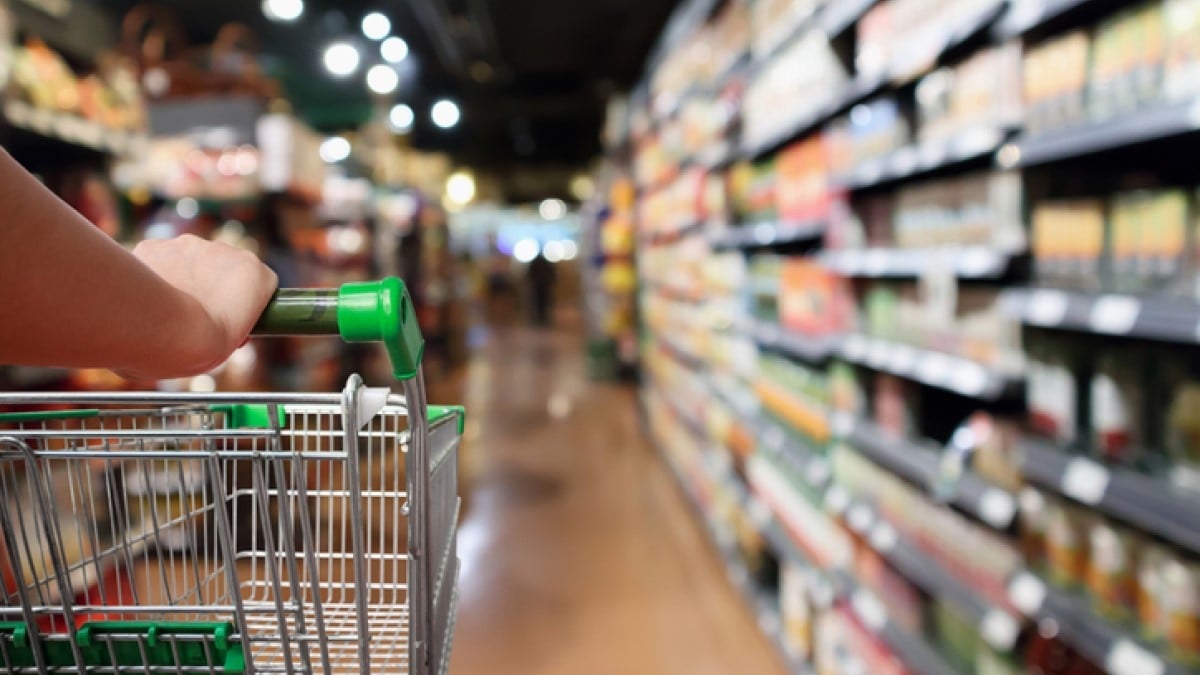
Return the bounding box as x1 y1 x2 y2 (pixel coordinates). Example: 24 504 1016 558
856 547 925 635
844 98 909 169
757 354 831 445
1164 0 1200 101
914 43 1022 145
873 373 917 440
1134 189 1188 294
779 563 813 659
1018 487 1052 568
1031 199 1105 290
750 254 783 322
1023 31 1091 134
1139 542 1169 642
1045 497 1090 589
971 415 1024 492
775 135 834 223
728 159 777 224
1163 357 1200 491
1085 519 1139 620
10 39 80 114
1090 350 1146 465
1089 3 1166 121
742 33 846 149
1162 555 1200 665
829 361 865 418
932 598 977 670
779 258 854 337
750 0 818 60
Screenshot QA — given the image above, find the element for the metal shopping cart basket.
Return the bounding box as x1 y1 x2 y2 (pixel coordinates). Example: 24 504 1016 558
0 279 462 674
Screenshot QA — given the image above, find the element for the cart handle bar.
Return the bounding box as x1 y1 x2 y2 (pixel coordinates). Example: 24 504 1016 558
251 278 424 381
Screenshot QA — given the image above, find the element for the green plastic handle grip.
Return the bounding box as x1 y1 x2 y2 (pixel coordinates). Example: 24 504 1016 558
252 278 424 380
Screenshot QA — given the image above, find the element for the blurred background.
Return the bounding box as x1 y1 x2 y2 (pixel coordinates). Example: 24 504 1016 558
5 0 1200 673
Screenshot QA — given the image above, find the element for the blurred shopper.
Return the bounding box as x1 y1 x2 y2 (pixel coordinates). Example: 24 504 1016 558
526 252 556 326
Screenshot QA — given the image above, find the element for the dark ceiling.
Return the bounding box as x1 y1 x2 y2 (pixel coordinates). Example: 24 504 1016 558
85 0 679 167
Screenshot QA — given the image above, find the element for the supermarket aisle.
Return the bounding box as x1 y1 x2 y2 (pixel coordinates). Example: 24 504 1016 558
443 319 786 675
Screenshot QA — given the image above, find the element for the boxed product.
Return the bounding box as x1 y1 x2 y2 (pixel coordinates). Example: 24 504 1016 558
844 98 910 168
1108 189 1188 295
1025 339 1079 445
751 0 819 60
1162 355 1200 491
742 33 847 149
1088 2 1166 121
775 135 833 223
829 361 865 418
728 159 777 223
1044 496 1090 589
873 373 917 440
915 43 1022 144
1023 30 1091 134
1165 0 1200 101
756 354 831 444
1086 518 1140 620
1031 199 1106 290
778 258 854 336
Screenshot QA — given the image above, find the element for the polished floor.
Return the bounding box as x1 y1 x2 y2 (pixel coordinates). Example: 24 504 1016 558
442 318 787 675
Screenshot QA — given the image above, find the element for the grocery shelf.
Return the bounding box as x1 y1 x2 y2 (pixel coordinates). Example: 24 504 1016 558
846 583 962 675
878 0 1007 85
3 100 145 157
835 125 1011 191
1006 570 1189 675
994 0 1108 39
846 499 1022 652
1010 97 1200 167
708 219 826 250
820 245 1020 279
1019 437 1200 556
1001 287 1200 346
641 219 706 247
742 319 842 365
657 334 708 371
756 418 833 493
838 333 1021 400
842 417 1018 530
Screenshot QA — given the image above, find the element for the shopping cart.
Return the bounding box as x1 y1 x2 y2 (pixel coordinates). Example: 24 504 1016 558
0 278 461 674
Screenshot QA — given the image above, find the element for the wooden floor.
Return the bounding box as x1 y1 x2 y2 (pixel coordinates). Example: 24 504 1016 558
441 319 786 675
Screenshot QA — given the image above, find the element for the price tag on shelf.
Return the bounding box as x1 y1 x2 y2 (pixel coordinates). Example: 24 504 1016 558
843 334 870 361
919 139 947 168
958 248 1000 278
867 340 890 367
851 589 887 631
863 249 889 277
954 127 1002 159
1089 295 1140 335
890 146 919 176
978 488 1017 529
979 609 1020 652
1007 571 1047 616
868 522 897 552
1061 457 1110 505
830 411 854 438
949 362 989 397
748 498 773 531
824 486 851 515
754 223 777 245
847 504 874 533
1006 0 1045 33
1026 289 1069 326
920 352 952 386
1106 639 1165 675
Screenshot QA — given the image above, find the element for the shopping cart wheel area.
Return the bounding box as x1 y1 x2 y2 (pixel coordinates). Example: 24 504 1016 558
0 278 462 674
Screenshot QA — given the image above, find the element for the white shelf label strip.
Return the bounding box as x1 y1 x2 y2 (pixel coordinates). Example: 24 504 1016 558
1061 457 1111 506
1007 571 1047 616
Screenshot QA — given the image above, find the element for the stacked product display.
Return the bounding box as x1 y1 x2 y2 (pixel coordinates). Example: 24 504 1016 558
623 0 1200 674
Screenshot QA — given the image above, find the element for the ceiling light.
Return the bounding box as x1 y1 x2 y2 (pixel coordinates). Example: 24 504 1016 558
431 99 460 129
319 136 351 163
389 103 414 131
446 171 476 205
538 198 566 220
262 0 303 21
361 12 391 40
323 42 360 77
513 238 540 263
561 240 578 260
543 240 564 263
381 36 408 63
366 64 399 94
175 197 199 219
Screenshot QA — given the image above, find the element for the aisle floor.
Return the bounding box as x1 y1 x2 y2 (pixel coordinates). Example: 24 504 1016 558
442 319 787 675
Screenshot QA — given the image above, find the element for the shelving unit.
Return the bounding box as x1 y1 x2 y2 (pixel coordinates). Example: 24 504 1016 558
625 0 1200 671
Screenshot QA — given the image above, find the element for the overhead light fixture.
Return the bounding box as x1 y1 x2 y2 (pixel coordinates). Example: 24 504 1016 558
538 198 566 220
431 99 460 129
513 238 540 263
319 136 351 163
381 36 408 63
361 12 391 40
323 42 360 77
543 240 565 263
446 171 476 205
366 64 399 94
561 240 579 260
262 0 303 21
389 103 414 131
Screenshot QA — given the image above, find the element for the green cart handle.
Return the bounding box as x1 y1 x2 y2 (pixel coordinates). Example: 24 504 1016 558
251 278 424 381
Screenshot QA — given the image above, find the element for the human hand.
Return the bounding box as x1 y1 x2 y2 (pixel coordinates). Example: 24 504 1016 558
128 234 278 378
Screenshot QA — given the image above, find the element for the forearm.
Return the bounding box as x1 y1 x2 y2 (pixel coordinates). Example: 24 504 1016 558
0 149 219 375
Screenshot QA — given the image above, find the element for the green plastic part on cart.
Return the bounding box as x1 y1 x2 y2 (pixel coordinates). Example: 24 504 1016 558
76 621 245 673
0 409 99 423
0 623 36 667
210 404 285 429
337 277 424 380
428 404 466 434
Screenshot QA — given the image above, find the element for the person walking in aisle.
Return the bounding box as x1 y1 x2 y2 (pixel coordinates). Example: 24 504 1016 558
0 149 278 378
526 251 556 326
